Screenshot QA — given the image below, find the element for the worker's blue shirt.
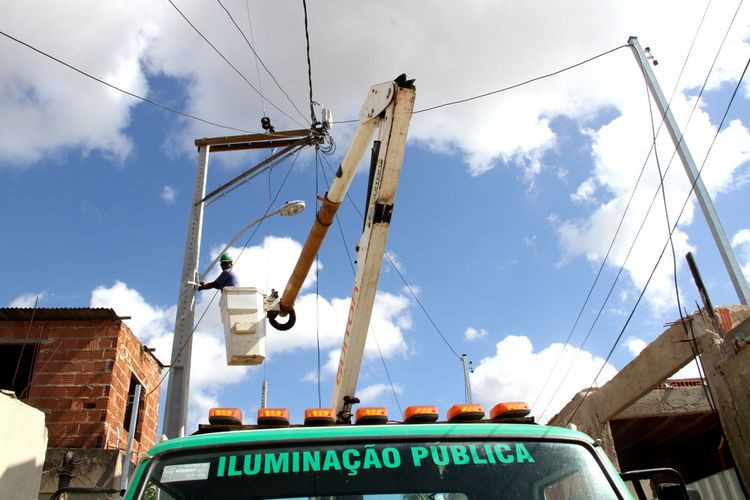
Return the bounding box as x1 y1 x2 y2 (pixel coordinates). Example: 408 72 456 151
216 269 239 289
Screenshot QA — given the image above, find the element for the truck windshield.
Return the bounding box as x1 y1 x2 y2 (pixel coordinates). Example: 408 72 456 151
135 440 620 499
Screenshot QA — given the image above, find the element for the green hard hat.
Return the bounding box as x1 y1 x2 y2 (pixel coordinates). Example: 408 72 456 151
220 252 233 263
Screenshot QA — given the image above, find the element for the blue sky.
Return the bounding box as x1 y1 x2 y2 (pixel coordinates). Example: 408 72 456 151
2 1 749 432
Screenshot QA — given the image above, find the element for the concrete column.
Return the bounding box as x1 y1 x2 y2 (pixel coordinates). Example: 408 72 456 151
700 316 750 491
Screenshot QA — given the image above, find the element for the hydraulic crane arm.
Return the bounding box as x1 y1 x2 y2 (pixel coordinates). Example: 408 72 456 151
331 76 415 421
267 75 416 334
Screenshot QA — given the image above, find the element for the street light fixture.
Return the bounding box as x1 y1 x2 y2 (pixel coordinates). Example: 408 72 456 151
200 200 306 279
164 194 305 439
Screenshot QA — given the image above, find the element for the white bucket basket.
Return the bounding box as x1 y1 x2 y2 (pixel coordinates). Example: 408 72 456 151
219 286 266 365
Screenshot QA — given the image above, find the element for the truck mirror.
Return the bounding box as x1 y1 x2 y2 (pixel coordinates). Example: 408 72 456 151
620 468 701 500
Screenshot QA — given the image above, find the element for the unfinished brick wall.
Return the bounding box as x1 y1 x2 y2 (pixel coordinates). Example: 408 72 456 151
0 309 162 454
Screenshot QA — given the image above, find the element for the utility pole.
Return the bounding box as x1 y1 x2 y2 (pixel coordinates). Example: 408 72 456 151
162 130 316 439
461 354 473 404
163 146 210 439
629 36 750 305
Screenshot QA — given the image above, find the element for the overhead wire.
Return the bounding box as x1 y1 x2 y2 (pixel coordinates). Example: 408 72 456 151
0 30 254 134
217 0 309 124
319 153 462 361
301 0 318 125
318 153 403 414
565 50 750 426
332 44 630 124
243 0 267 117
166 0 307 129
533 4 722 416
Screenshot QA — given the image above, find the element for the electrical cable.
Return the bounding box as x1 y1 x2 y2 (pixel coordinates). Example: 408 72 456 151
301 0 317 125
333 44 630 124
217 0 309 124
536 10 736 416
565 53 749 426
244 0 267 117
0 29 254 134
319 153 462 360
318 153 403 413
166 0 307 129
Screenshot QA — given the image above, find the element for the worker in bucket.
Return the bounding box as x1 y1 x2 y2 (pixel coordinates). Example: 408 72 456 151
198 253 239 291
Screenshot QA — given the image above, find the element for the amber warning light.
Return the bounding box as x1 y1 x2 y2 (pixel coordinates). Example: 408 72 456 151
304 408 336 426
257 408 290 426
208 408 243 426
491 402 531 421
355 407 388 425
403 405 439 423
447 404 485 422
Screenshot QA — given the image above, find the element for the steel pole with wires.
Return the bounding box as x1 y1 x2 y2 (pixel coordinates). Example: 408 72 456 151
162 130 317 438
629 36 750 305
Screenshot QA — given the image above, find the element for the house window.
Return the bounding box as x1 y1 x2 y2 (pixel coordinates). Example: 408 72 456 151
0 342 39 399
123 374 146 440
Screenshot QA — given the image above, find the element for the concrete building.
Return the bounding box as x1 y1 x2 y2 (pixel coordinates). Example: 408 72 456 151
0 391 48 499
549 304 750 495
0 308 163 498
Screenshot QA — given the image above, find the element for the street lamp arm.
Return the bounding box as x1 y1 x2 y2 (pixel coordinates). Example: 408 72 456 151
200 200 305 280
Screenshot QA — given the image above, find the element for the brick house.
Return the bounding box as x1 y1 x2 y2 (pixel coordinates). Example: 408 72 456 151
0 308 164 495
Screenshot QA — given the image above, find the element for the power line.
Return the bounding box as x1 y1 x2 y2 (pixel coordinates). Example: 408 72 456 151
333 44 630 124
0 29 254 133
319 153 462 360
535 13 733 415
243 0 266 116
302 0 317 125
566 52 749 426
166 0 307 129
217 0 309 123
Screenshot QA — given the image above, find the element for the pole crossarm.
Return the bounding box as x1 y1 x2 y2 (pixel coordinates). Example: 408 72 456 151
194 129 313 150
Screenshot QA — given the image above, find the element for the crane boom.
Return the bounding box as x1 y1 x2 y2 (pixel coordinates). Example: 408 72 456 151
331 77 415 420
266 75 415 422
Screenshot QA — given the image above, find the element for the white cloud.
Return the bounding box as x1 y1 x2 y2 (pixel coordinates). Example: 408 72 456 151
161 185 177 204
471 335 617 423
384 250 404 274
8 291 47 307
571 178 598 204
557 86 750 312
90 281 173 346
624 336 647 356
356 383 404 406
89 281 252 429
464 327 488 342
89 236 413 426
0 1 160 166
3 1 747 181
671 361 701 380
732 228 750 281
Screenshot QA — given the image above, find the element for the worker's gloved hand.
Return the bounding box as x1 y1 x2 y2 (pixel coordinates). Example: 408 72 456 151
199 280 205 286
